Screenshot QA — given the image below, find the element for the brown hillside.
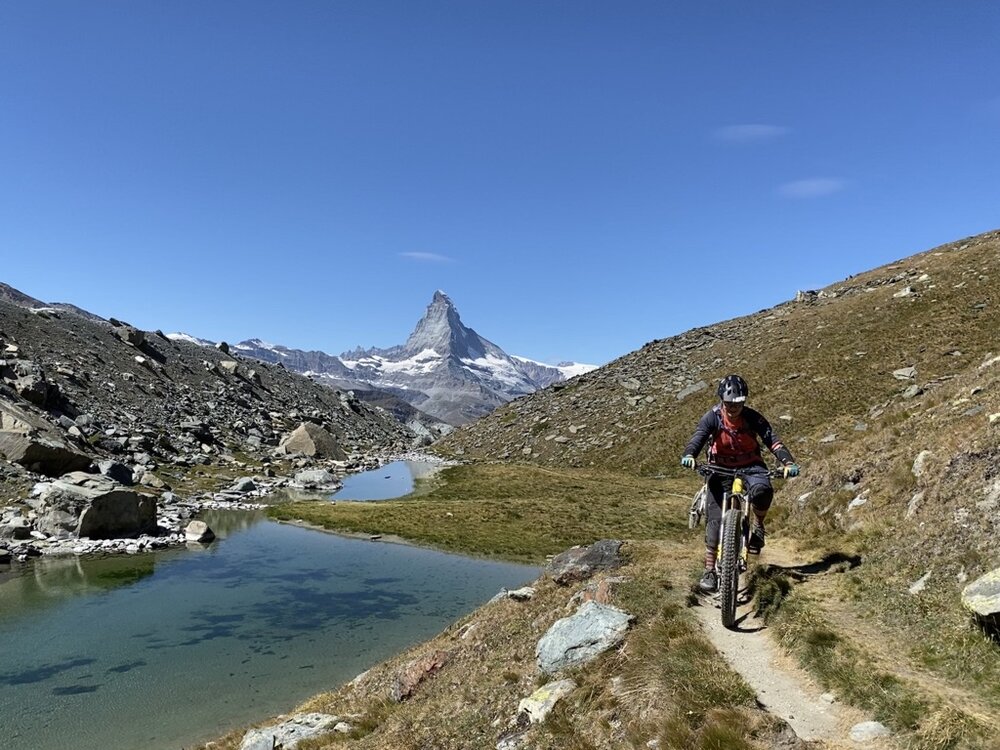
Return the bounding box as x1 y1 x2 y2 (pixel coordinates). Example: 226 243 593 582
435 228 1000 745
437 229 999 479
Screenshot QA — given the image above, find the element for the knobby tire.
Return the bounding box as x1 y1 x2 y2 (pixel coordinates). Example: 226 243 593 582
719 509 742 629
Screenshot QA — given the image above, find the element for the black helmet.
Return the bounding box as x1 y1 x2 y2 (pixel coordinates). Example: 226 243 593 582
718 374 749 403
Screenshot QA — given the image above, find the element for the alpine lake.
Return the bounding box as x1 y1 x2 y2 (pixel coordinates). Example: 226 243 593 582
0 461 539 750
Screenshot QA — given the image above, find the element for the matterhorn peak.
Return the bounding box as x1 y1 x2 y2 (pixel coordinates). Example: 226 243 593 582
404 291 488 358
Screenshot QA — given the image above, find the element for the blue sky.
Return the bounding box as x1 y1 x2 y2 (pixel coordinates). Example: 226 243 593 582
2 2 998 366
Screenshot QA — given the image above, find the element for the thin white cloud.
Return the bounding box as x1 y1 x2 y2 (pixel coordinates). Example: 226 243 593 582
399 252 453 263
714 124 791 142
777 178 847 198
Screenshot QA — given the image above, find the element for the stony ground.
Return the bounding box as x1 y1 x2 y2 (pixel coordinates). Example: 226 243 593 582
0 294 415 507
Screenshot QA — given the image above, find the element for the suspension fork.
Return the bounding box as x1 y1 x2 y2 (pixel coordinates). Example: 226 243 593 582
716 475 749 564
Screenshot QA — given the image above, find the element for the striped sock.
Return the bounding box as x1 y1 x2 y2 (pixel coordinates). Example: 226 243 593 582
704 548 716 570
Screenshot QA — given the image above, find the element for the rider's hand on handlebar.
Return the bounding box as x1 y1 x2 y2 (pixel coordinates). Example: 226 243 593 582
783 463 800 478
681 455 696 470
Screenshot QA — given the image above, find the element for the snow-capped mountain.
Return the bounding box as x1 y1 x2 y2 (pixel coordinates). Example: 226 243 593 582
236 291 596 425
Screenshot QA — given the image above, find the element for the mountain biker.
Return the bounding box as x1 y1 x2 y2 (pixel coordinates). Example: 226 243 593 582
680 374 799 593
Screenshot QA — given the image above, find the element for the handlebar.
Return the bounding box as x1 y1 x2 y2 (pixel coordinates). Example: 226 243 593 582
695 463 788 480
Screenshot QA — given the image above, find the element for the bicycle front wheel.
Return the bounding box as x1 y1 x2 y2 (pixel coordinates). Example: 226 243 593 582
719 508 743 629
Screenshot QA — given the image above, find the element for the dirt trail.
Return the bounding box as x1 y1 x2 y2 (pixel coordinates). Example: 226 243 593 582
692 545 897 749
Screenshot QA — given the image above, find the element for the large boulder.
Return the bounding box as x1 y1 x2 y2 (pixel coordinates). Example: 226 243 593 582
0 432 92 477
111 322 145 347
279 422 346 460
535 601 634 674
28 474 156 539
0 398 92 476
185 520 215 543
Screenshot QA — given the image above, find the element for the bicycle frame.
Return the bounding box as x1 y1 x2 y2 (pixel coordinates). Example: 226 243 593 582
696 463 784 629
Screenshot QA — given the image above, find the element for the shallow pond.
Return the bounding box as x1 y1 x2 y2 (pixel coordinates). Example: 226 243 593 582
330 460 440 501
0 510 538 750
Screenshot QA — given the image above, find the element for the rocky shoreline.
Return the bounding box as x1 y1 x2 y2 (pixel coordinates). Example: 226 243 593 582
0 451 455 564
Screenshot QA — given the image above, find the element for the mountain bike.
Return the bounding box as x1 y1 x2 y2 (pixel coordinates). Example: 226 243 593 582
695 463 787 630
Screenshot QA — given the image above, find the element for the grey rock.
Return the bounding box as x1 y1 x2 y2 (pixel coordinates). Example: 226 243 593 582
30 477 157 539
113 324 145 347
139 472 166 489
536 600 634 673
962 568 1000 618
293 469 338 488
545 539 625 585
230 477 258 493
185 520 216 543
98 460 135 486
280 423 347 460
892 366 917 380
847 494 868 511
3 360 58 406
0 431 92 477
0 517 32 540
849 721 891 742
238 713 339 750
0 400 38 433
908 570 932 595
517 678 576 723
901 384 923 399
676 380 708 400
911 450 933 478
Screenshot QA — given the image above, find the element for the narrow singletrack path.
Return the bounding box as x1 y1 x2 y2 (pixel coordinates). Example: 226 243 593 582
691 543 898 749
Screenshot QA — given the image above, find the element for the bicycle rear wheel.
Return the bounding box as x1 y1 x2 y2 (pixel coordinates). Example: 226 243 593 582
719 508 743 629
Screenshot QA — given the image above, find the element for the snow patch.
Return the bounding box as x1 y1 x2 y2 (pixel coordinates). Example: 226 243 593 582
462 354 531 388
512 355 597 379
342 348 443 376
557 362 598 379
167 332 214 347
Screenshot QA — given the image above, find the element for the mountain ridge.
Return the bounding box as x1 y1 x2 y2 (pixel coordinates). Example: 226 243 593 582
232 291 595 425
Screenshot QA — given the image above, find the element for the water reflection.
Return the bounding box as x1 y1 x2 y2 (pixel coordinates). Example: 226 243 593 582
330 460 438 501
0 554 158 622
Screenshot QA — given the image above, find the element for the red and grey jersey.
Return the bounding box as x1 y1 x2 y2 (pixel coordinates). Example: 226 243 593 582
683 405 794 468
